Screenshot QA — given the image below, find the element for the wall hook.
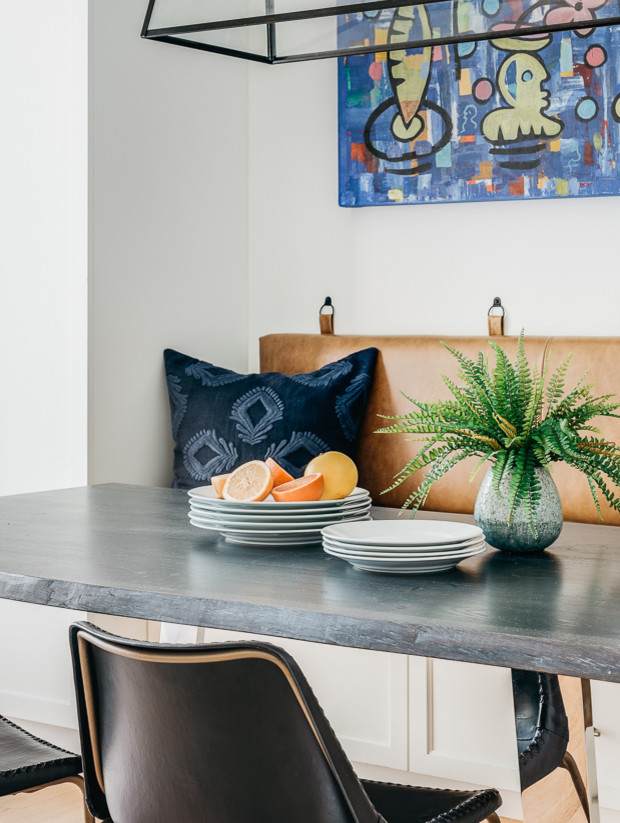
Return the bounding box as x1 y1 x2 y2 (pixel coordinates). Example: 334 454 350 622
319 296 335 335
488 297 505 336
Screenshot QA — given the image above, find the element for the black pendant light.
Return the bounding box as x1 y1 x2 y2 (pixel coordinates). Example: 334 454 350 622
141 0 620 64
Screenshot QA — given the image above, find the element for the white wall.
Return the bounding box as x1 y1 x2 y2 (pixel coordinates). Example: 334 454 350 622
90 12 620 484
0 1 88 495
247 59 620 358
0 0 88 736
247 60 357 366
89 0 250 486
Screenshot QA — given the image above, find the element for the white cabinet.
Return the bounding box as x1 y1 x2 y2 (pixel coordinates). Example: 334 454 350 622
87 612 161 642
591 680 620 813
409 657 520 791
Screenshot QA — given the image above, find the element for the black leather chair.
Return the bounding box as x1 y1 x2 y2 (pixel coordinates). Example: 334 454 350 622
513 669 589 818
0 713 94 822
70 621 502 823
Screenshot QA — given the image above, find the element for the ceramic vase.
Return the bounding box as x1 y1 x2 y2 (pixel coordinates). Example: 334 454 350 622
474 466 563 554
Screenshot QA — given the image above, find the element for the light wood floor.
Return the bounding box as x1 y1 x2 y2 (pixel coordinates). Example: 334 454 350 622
1 784 519 823
1 784 86 823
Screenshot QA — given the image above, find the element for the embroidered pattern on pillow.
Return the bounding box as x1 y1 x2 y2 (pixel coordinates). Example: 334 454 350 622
164 347 378 490
230 387 284 445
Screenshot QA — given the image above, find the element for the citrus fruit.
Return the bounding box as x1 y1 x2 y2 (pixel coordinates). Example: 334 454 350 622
223 461 274 502
265 457 294 487
211 473 231 499
304 452 358 500
271 473 324 503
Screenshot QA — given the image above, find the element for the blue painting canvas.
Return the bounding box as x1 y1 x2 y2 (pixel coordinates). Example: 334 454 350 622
338 2 620 206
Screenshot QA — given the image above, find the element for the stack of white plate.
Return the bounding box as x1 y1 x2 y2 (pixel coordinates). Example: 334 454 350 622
188 486 372 546
321 520 486 573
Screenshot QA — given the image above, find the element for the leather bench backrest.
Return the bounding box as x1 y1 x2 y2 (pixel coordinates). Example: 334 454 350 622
260 334 620 526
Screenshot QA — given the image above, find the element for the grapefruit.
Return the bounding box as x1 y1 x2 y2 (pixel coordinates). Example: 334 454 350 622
223 461 274 502
271 473 324 503
265 457 294 487
211 473 231 499
304 452 358 500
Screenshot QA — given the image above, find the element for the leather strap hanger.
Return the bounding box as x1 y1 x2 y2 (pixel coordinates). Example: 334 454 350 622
488 297 505 336
319 296 335 335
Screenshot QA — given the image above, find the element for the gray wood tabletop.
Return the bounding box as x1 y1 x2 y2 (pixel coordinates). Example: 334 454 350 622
0 483 619 681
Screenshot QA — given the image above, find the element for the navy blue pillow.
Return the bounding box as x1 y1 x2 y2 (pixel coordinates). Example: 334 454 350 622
164 347 378 490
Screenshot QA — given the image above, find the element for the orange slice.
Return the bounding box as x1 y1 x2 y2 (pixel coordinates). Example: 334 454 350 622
223 461 274 502
211 473 231 499
265 457 294 487
271 473 324 503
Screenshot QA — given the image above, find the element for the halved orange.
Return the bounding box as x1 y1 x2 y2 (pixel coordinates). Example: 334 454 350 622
265 457 294 487
271 473 324 503
223 461 274 502
211 473 231 499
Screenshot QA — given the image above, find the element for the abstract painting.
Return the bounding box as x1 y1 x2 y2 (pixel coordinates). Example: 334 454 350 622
338 1 620 206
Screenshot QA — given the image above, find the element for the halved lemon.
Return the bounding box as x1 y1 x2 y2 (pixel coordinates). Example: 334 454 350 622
304 452 358 500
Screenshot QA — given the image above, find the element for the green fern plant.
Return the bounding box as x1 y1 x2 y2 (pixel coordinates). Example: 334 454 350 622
376 333 620 533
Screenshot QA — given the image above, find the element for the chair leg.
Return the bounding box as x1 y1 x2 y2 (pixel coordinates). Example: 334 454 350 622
18 774 96 823
486 814 501 823
561 750 591 822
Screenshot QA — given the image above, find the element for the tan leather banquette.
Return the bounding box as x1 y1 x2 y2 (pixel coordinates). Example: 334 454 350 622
260 334 620 527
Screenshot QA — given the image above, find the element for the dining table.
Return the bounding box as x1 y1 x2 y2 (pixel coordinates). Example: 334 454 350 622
0 482 619 823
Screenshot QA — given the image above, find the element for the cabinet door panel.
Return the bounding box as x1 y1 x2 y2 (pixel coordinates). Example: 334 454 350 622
87 612 161 641
591 680 620 812
201 628 408 770
0 600 85 728
410 657 520 791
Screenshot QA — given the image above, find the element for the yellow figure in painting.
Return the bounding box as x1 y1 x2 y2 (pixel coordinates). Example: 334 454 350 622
482 53 563 143
388 5 432 142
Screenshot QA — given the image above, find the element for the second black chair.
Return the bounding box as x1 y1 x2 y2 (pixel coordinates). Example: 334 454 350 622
70 622 501 823
513 669 590 819
0 713 93 822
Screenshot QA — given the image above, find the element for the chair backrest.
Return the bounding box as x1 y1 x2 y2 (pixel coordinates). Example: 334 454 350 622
70 622 380 823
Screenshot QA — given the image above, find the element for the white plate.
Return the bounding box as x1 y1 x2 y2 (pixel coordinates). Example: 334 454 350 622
189 501 372 523
322 519 482 547
189 516 370 536
189 506 372 526
188 493 371 514
224 533 323 547
324 546 485 573
321 533 484 553
188 520 323 546
340 558 472 574
323 542 486 561
189 512 372 532
188 485 370 510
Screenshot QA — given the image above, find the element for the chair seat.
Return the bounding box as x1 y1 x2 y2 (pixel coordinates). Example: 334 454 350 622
362 779 502 823
0 714 82 796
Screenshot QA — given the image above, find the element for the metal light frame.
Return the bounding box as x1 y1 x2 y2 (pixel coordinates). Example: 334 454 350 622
141 0 620 63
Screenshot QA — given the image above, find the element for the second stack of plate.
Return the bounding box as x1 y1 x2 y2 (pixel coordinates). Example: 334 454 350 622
188 485 372 546
322 520 486 573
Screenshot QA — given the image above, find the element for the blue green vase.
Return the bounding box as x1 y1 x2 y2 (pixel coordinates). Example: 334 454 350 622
474 467 563 554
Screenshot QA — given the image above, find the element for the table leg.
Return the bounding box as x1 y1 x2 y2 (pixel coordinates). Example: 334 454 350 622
159 623 200 643
511 670 599 823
